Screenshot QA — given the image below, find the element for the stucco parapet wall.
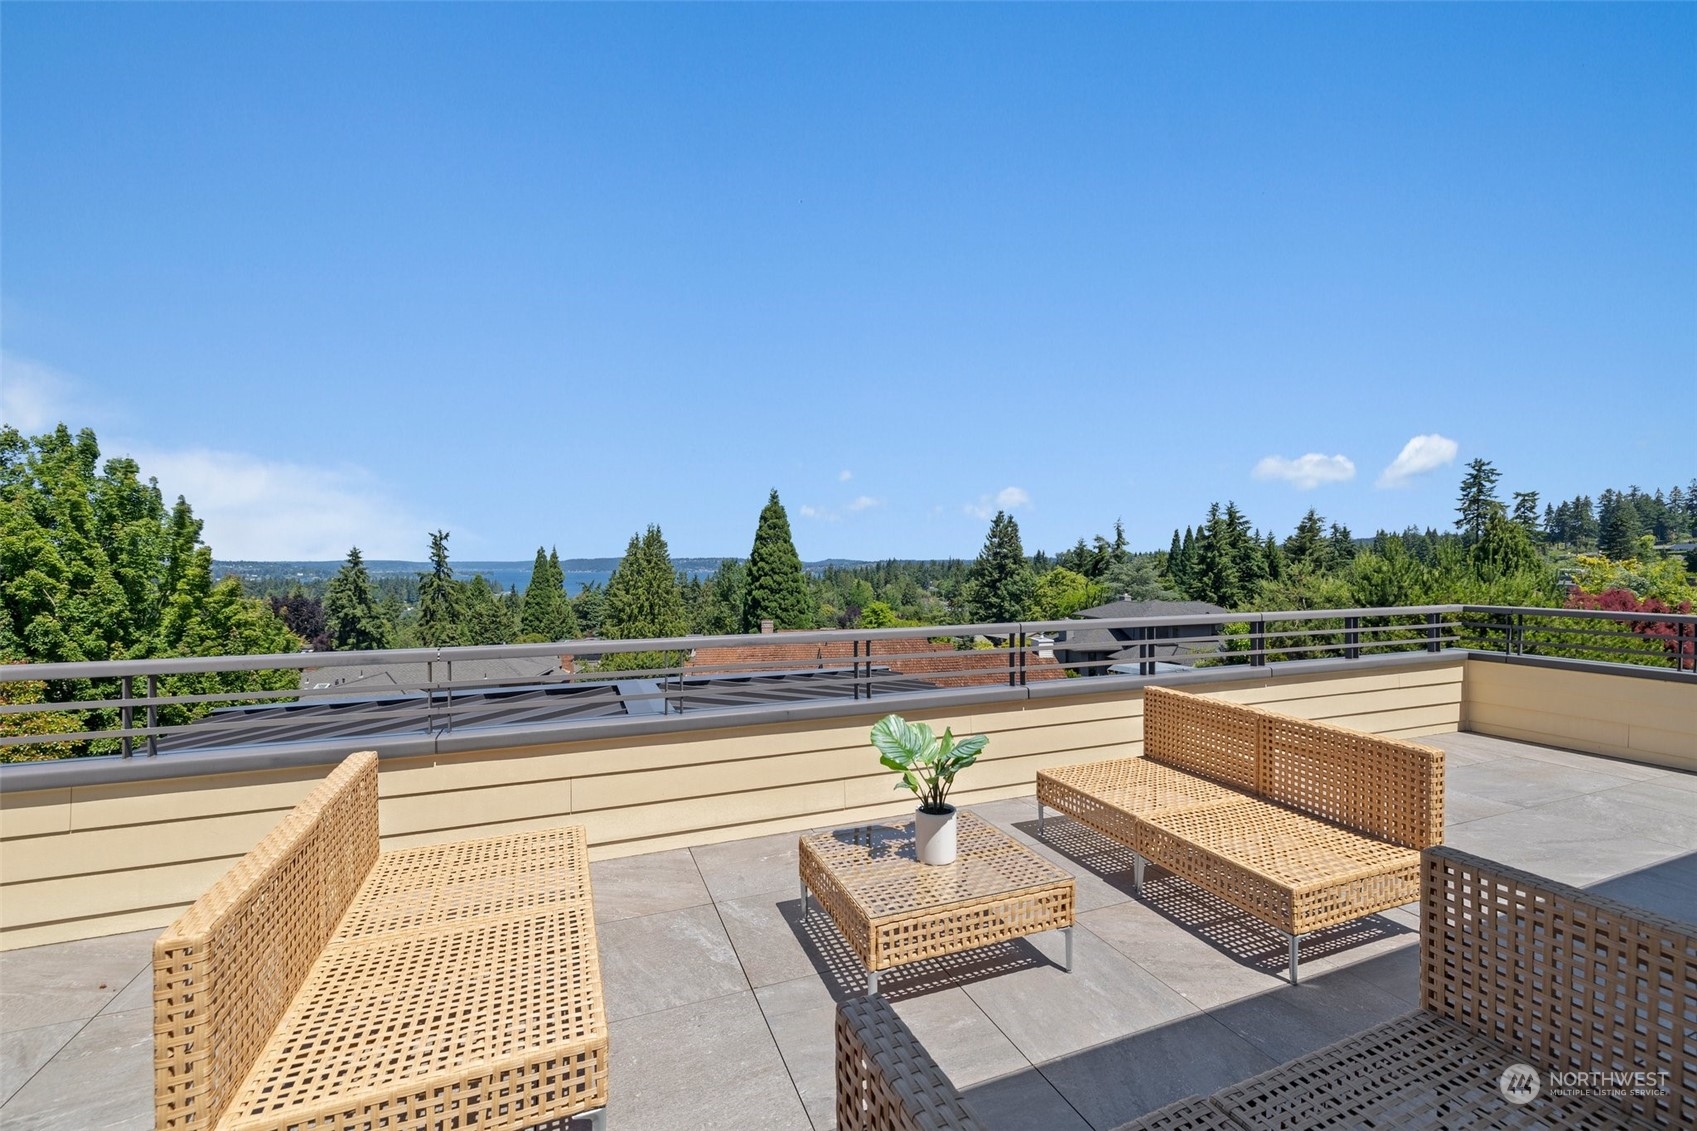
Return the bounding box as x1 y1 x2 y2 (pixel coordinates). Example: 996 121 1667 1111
1460 650 1697 685
0 650 1498 794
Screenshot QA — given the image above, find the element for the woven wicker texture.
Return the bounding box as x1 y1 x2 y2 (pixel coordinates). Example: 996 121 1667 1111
223 908 607 1131
1214 1009 1658 1130
1259 713 1443 849
335 825 592 941
1111 1094 1246 1131
835 995 987 1131
1142 685 1262 792
154 751 381 1131
801 812 1074 973
1421 846 1696 1129
1037 758 1243 849
1135 797 1422 935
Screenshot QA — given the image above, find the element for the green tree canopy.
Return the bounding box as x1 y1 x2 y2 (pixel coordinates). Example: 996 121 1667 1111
964 511 1036 623
520 546 580 641
600 525 688 671
742 489 814 631
416 530 463 646
323 547 389 651
1455 459 1503 544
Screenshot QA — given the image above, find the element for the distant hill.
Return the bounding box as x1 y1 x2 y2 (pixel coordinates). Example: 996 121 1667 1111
213 557 875 591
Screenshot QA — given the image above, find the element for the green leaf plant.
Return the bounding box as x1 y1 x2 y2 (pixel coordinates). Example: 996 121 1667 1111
869 714 988 814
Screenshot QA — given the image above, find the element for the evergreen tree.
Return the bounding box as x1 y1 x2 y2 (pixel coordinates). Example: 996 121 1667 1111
1190 504 1240 609
573 581 607 636
964 511 1036 623
324 547 389 651
520 546 579 641
742 489 814 631
603 526 688 640
1175 527 1197 595
1455 459 1503 543
1472 509 1545 581
1599 494 1644 560
416 530 463 647
1328 522 1357 564
1283 509 1329 573
1165 529 1183 577
1511 491 1541 536
461 574 517 645
693 560 746 636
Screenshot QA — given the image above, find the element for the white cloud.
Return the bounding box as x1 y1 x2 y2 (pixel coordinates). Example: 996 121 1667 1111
1251 452 1356 489
1376 434 1458 488
847 495 881 512
965 486 1032 520
798 504 840 523
125 446 428 560
0 353 106 432
838 469 853 482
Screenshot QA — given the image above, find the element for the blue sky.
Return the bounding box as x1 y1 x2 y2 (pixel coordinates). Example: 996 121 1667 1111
3 4 1692 562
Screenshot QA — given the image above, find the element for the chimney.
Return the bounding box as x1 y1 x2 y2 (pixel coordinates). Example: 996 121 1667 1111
760 619 775 634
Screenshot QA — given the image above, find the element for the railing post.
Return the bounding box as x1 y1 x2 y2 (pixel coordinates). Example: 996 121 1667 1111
1426 612 1441 654
1250 618 1267 667
866 639 873 700
146 674 159 757
853 639 861 701
1344 616 1360 660
1008 633 1016 688
1018 631 1028 687
443 660 453 734
120 676 134 758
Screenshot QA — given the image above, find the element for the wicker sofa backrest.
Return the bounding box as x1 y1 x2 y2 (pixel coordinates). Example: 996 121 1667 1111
836 995 986 1131
1421 846 1697 1129
1142 686 1261 794
1258 711 1444 848
152 751 381 1131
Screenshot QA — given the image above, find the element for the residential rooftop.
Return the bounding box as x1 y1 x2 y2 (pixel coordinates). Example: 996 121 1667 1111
3 730 1692 1130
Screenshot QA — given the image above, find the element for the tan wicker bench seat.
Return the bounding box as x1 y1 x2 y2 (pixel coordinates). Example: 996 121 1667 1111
1133 797 1422 937
153 752 608 1131
1036 757 1244 848
1037 685 1442 981
837 846 1696 1131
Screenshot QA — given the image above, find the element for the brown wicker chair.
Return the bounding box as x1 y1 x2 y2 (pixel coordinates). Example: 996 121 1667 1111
152 751 608 1131
1037 686 1443 981
836 846 1696 1130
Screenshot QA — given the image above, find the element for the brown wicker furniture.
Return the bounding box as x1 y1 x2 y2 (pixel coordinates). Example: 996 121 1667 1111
835 845 1696 1130
1037 685 1444 981
800 811 1075 994
152 751 608 1131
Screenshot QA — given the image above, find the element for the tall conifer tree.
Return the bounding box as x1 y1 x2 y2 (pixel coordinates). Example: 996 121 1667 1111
742 489 814 631
324 547 389 650
964 511 1036 623
416 530 463 647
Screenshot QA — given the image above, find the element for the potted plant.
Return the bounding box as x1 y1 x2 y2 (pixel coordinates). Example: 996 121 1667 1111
870 713 987 865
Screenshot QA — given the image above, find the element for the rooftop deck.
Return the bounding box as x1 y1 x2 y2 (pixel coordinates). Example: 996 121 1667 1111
3 730 1693 1131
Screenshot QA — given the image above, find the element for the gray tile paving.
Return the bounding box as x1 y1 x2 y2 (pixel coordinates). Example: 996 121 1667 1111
0 929 155 1034
4 729 1693 1131
0 1020 82 1107
0 1007 152 1131
589 847 712 922
595 902 750 1021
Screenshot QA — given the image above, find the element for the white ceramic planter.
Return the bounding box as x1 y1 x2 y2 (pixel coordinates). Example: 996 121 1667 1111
914 805 958 866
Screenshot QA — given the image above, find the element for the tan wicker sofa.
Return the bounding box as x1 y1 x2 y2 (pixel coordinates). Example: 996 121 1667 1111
835 846 1697 1130
152 751 608 1131
1037 686 1444 981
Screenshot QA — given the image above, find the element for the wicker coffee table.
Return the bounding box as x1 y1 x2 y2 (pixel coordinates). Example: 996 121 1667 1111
799 810 1076 994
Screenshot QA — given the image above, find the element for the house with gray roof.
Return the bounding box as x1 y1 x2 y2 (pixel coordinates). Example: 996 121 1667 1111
1052 597 1229 676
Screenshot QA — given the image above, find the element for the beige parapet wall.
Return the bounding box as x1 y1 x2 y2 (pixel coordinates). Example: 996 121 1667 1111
1462 659 1696 773
1 660 1465 950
